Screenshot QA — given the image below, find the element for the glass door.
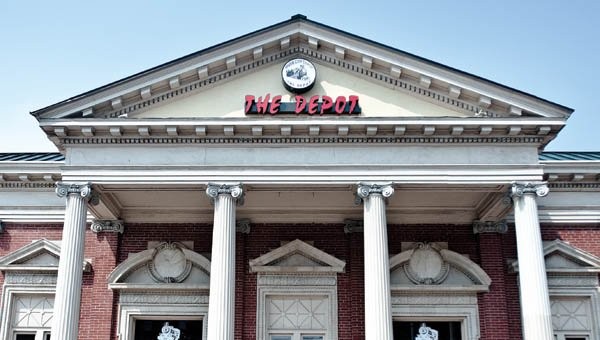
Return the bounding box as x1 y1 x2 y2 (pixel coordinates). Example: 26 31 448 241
134 320 203 340
393 321 461 340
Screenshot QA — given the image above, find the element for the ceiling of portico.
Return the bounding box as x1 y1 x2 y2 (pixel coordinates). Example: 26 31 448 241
91 184 511 225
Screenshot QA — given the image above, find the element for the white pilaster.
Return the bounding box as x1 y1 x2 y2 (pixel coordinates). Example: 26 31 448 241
206 183 243 340
51 182 93 340
357 183 394 340
511 182 553 340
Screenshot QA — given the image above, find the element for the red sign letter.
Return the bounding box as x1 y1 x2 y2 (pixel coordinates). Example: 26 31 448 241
270 95 282 114
295 95 306 114
244 95 255 113
334 96 346 114
255 94 270 114
320 96 333 114
308 95 320 115
348 95 359 114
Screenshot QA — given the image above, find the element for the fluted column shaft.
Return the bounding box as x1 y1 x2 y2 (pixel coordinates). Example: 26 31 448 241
511 182 553 340
51 182 93 340
357 183 394 340
206 183 243 340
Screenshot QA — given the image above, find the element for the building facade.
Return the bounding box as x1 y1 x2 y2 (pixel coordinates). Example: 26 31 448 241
1 15 599 340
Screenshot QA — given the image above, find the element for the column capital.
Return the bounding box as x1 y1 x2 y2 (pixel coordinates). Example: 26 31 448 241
510 182 549 198
473 220 508 234
356 182 394 199
56 182 93 199
91 219 124 234
236 219 251 234
206 183 244 205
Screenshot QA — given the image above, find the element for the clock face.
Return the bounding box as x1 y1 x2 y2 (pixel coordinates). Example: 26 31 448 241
149 243 191 282
281 58 316 94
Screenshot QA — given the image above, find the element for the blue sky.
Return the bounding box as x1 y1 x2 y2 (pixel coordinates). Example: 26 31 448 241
1 0 598 151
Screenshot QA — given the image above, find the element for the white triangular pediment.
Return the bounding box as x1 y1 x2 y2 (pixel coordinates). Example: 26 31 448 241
32 16 571 121
511 239 600 273
249 239 345 273
0 239 90 272
132 61 468 119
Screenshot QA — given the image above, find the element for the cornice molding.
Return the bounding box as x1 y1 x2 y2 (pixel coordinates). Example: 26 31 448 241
55 135 547 146
0 182 57 189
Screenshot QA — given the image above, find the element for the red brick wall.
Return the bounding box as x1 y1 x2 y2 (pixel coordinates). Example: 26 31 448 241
0 223 119 340
0 223 64 311
8 222 598 340
111 223 213 340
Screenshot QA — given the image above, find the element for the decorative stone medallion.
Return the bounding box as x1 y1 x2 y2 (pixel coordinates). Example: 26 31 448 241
404 243 449 285
148 242 192 283
281 58 316 93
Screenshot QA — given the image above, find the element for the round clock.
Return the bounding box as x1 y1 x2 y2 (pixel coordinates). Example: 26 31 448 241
281 58 316 94
148 242 192 283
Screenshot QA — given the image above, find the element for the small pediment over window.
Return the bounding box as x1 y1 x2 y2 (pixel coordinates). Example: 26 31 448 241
249 239 345 274
389 242 491 293
511 239 600 274
107 242 211 291
0 239 90 272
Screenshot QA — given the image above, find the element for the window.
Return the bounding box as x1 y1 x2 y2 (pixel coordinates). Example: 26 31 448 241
9 295 53 340
393 321 461 340
270 335 324 340
134 319 202 340
551 297 594 340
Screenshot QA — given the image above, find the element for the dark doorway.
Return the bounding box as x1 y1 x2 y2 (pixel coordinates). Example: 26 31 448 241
134 319 203 340
393 321 462 340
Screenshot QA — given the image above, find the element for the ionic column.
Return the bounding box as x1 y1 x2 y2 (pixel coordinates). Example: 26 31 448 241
357 183 394 340
51 182 94 340
510 182 553 340
206 183 244 340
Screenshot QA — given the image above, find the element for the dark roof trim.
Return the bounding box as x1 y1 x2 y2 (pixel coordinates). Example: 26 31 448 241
539 152 600 161
1 151 598 163
0 153 65 162
30 14 573 118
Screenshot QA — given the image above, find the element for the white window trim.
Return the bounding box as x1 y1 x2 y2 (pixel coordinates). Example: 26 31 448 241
0 287 55 340
257 285 338 340
550 288 600 340
118 304 208 340
391 303 480 340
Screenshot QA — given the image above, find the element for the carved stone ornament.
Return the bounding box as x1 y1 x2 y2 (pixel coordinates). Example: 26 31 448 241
147 242 192 283
343 219 363 234
55 182 93 199
415 323 439 340
206 183 244 205
356 182 394 204
473 220 508 234
157 322 180 340
236 218 251 234
510 182 549 198
404 243 450 285
90 219 124 234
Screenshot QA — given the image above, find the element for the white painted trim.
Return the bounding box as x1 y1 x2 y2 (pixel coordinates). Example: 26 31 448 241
117 304 208 340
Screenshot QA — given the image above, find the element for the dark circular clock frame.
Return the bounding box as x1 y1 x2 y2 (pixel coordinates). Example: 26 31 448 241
281 58 317 94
